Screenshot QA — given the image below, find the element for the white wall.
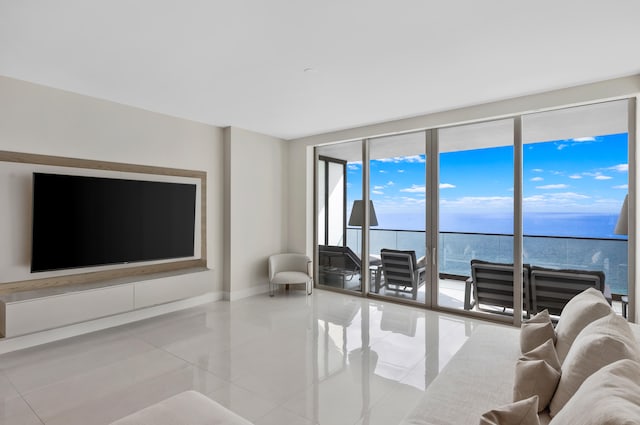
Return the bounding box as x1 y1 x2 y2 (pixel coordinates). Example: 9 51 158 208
224 127 288 300
0 76 225 293
287 142 314 256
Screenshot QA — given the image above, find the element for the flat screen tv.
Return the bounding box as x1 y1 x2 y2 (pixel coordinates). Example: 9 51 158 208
31 173 197 273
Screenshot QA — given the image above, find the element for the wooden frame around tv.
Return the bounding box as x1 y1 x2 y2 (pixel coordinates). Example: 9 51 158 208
0 150 207 296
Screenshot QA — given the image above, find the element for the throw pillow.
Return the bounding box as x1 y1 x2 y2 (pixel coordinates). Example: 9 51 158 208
548 359 640 425
554 287 611 362
520 309 556 354
480 395 540 425
549 312 640 416
513 339 561 412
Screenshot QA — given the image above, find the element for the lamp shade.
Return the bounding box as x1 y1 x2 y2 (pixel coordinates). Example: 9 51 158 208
348 200 378 227
614 194 628 235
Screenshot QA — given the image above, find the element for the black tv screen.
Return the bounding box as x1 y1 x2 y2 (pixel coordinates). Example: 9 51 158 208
31 173 197 273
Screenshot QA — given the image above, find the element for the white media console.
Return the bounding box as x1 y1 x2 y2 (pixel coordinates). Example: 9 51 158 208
0 267 215 338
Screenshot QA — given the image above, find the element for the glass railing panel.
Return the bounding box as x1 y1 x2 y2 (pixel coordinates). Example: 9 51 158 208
353 228 628 296
438 232 513 277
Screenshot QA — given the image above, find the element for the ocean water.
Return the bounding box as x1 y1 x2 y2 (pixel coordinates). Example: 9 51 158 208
379 212 626 239
359 212 629 295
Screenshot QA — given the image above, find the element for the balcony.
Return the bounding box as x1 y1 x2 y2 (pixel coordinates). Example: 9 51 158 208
343 228 628 307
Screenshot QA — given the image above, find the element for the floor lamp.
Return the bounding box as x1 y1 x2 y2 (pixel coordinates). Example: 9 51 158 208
614 194 630 318
348 200 378 227
615 194 628 235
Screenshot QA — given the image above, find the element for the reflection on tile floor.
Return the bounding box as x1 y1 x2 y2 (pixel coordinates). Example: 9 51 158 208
0 290 489 425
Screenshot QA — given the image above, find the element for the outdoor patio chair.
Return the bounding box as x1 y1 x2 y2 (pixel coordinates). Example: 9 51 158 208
379 249 426 300
318 245 382 290
466 259 532 317
530 266 608 315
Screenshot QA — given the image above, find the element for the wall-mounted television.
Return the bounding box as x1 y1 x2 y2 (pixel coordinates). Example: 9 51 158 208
31 173 197 273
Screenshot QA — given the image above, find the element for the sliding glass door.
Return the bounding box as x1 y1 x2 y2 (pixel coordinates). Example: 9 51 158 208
366 132 429 304
316 141 364 293
436 119 517 319
522 100 630 316
313 99 634 323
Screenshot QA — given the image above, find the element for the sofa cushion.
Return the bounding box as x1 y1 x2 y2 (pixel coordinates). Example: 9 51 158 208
480 395 540 425
513 339 561 412
548 359 640 425
549 312 640 416
520 310 556 354
554 287 611 362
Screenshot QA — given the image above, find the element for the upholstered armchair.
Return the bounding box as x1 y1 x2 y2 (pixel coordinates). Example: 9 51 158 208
268 253 313 296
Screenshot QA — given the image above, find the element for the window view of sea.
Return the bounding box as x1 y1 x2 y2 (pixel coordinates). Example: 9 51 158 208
343 132 629 296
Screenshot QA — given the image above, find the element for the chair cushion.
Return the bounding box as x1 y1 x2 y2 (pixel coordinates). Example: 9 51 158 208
271 271 311 285
547 360 640 425
521 310 556 354
554 287 611 363
513 339 561 412
109 390 253 425
479 395 540 425
549 312 640 416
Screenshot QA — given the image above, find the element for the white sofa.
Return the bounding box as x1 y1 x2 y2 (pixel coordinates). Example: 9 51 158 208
401 294 640 425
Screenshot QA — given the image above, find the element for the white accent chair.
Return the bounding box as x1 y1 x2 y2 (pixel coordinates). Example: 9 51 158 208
268 253 313 296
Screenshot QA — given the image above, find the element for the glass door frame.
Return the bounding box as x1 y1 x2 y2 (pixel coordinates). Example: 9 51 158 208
317 155 347 247
427 119 523 325
312 97 637 326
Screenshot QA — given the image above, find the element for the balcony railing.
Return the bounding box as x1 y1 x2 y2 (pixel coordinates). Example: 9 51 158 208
345 228 628 296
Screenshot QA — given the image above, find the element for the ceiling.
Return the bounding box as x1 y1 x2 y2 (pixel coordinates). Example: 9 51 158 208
1 1 639 140
318 99 630 161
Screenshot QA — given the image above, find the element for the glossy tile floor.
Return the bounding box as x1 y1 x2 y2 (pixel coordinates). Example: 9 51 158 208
0 290 489 425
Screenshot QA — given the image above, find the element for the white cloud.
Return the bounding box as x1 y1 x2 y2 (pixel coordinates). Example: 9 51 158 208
347 164 360 170
584 171 612 180
439 183 456 189
440 196 513 211
572 137 596 142
532 168 544 173
403 155 426 163
536 184 569 189
557 144 568 150
375 155 426 164
399 197 426 206
379 170 387 174
613 184 628 190
524 192 589 202
523 192 591 211
551 192 590 200
372 190 384 195
387 181 394 186
569 174 582 179
530 177 543 182
400 184 426 193
397 170 405 173
373 185 385 190
608 164 628 172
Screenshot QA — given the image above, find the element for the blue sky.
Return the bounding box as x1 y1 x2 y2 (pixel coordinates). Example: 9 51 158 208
347 133 628 232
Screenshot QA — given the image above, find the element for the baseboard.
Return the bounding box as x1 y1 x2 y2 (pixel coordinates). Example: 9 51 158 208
0 291 223 355
225 284 269 301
